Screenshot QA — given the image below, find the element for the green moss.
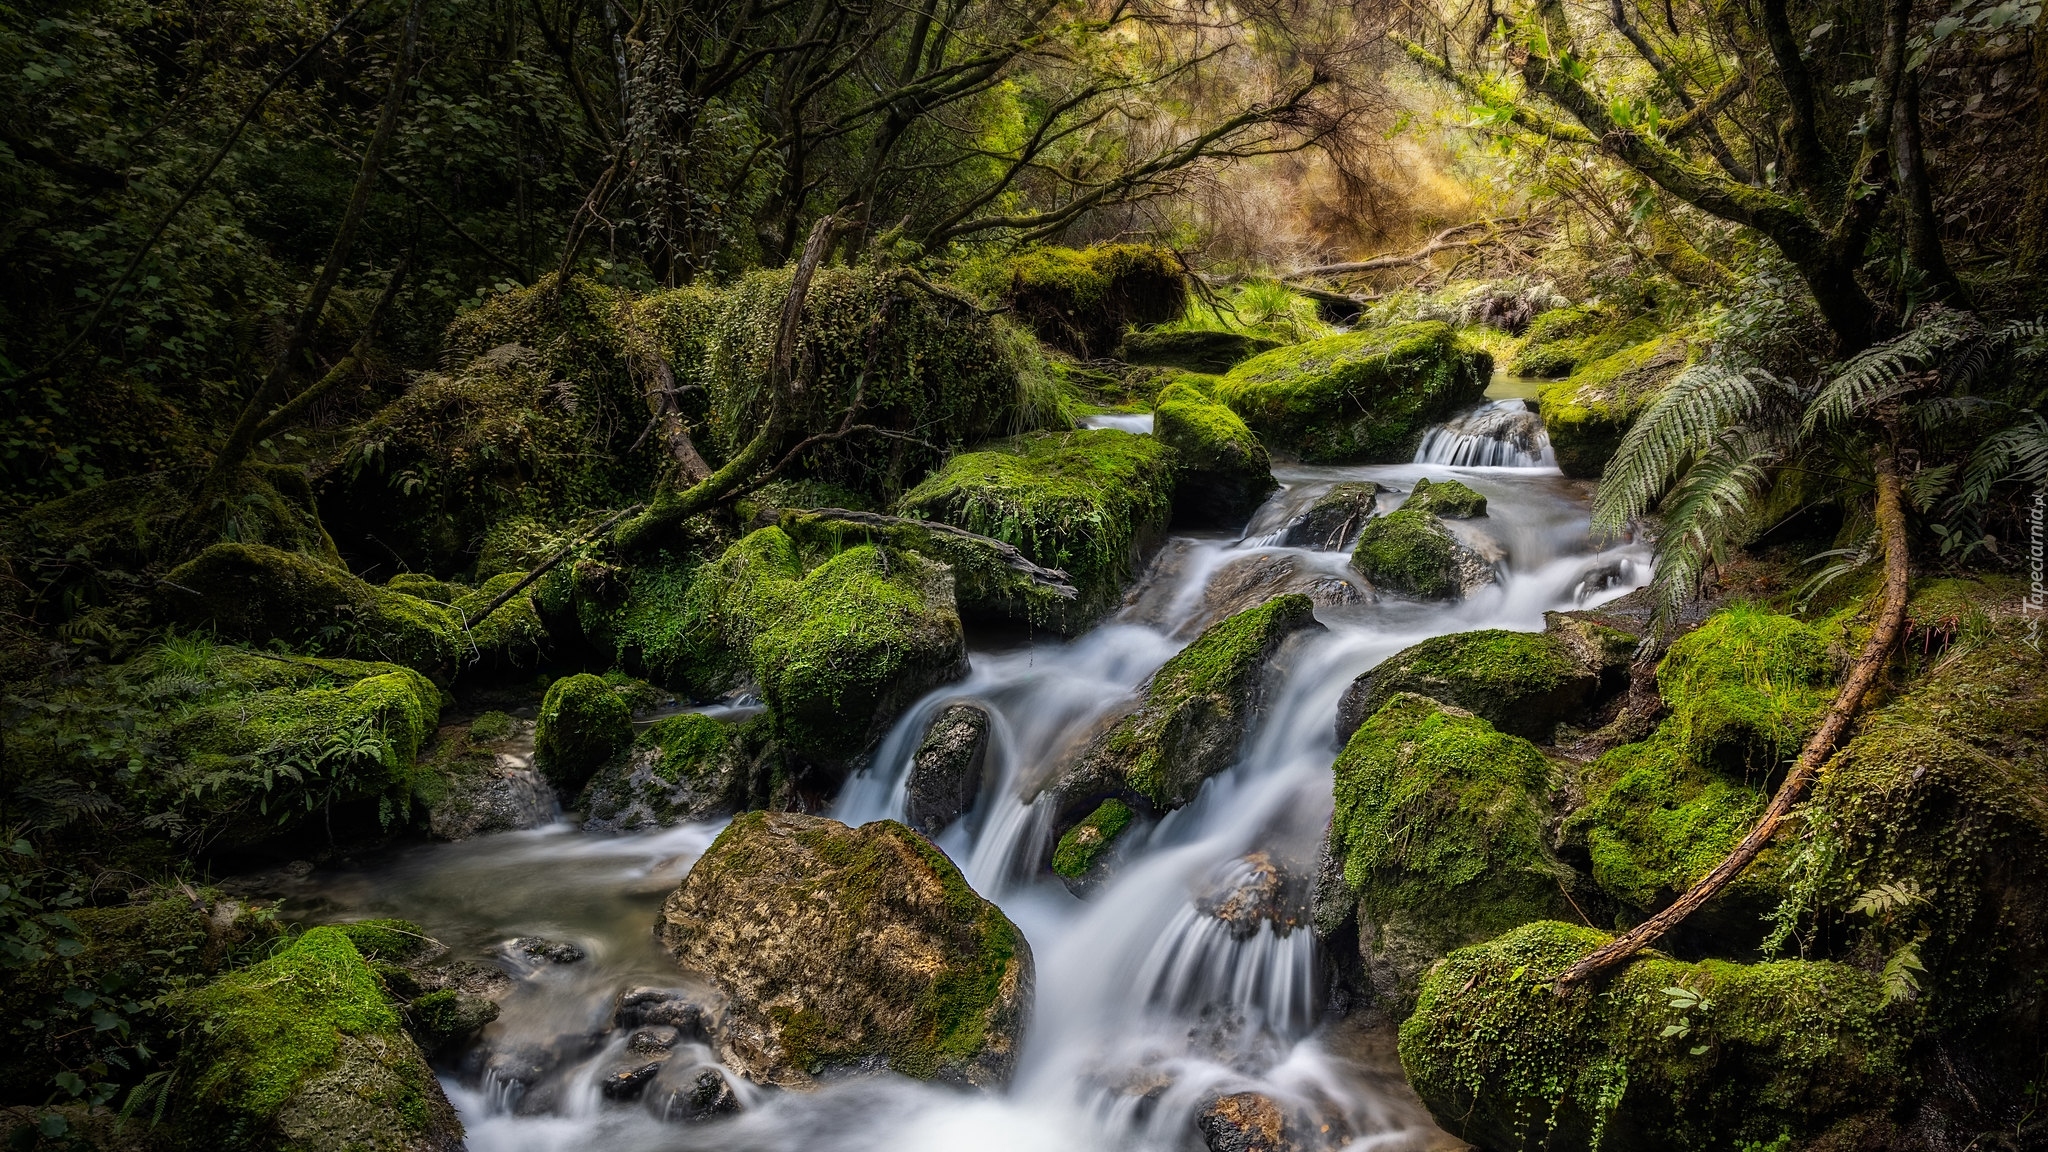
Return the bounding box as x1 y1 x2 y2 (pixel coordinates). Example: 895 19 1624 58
643 712 730 785
565 529 740 699
1658 605 1834 771
1120 328 1281 373
467 710 516 744
1052 799 1135 878
1331 695 1575 971
384 573 465 603
1566 729 1774 912
956 243 1186 357
1403 476 1486 518
334 919 437 964
1539 330 1692 478
1152 381 1277 526
1350 507 1458 599
1399 921 1909 1152
896 428 1176 630
162 543 463 678
535 672 633 791
172 927 408 1131
775 508 1073 626
1346 628 1592 741
11 464 338 582
1215 322 1491 463
1507 307 1663 378
450 571 549 670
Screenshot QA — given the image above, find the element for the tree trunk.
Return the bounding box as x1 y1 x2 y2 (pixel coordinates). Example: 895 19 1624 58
1553 455 1912 989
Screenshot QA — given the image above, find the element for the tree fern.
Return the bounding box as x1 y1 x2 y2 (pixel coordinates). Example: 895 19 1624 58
1592 364 1798 535
1647 426 1782 611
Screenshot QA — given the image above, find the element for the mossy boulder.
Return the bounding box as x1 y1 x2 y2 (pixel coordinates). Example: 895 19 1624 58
1280 482 1379 550
170 926 464 1152
536 520 739 700
657 811 1032 1089
1506 306 1659 378
1400 476 1486 518
1348 505 1494 600
896 428 1176 631
1050 799 1136 888
1539 330 1691 478
1121 328 1280 373
581 711 764 831
903 703 992 837
959 243 1187 357
1043 595 1322 886
1315 695 1579 1014
695 528 968 766
163 543 464 677
11 463 337 577
1214 322 1491 463
1399 921 1909 1152
1562 608 1834 929
416 715 555 840
535 672 634 793
1335 617 1634 743
1152 381 1278 529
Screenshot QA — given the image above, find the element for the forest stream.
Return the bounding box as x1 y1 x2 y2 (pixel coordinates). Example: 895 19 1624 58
266 390 1647 1152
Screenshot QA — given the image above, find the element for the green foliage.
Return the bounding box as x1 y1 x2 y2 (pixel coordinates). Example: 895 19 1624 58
1051 800 1134 878
534 673 633 792
1152 381 1276 525
1350 506 1459 599
1399 921 1910 1152
1329 694 1575 985
956 244 1186 357
896 429 1176 630
1539 330 1693 479
1216 322 1491 463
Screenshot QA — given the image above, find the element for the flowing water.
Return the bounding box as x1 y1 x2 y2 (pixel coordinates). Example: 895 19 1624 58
282 386 1649 1152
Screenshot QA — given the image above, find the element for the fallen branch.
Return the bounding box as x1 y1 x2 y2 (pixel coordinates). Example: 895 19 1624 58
1554 459 1912 989
460 503 644 630
799 508 1078 599
1285 218 1537 279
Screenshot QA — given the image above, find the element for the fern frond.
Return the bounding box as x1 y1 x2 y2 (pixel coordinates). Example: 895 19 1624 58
1805 309 1978 434
1958 410 2048 507
1651 427 1780 616
1906 394 2002 431
1594 364 1789 535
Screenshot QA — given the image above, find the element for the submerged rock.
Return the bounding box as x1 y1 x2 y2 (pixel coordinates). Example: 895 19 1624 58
903 703 992 836
896 428 1176 632
169 927 465 1152
1153 381 1279 529
1196 852 1305 940
1044 595 1323 891
1197 1091 1292 1152
1214 322 1490 463
512 936 587 964
1335 617 1635 744
657 812 1032 1089
1279 482 1378 550
1192 554 1366 637
1314 694 1580 1016
646 1063 742 1123
1399 921 1910 1152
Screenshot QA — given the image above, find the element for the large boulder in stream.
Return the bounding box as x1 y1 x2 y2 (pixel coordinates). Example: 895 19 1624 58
1539 329 1691 478
169 927 466 1152
1280 482 1379 550
897 428 1175 632
1044 594 1323 891
1347 482 1500 601
1335 614 1636 743
1214 322 1490 463
658 812 1032 1089
534 672 634 793
581 711 772 831
1313 694 1582 1017
1152 381 1278 529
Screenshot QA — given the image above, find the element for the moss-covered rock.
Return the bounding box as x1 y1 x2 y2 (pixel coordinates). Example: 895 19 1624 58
1120 328 1281 373
535 672 633 793
162 543 463 677
1348 505 1493 600
1317 695 1579 1013
1335 617 1634 743
1050 799 1136 889
1506 306 1660 378
1398 921 1909 1152
1214 322 1490 463
1043 595 1322 884
11 463 337 578
958 244 1187 357
1400 476 1486 518
1539 330 1692 478
696 529 968 766
1152 381 1277 529
415 715 555 840
1280 482 1379 550
896 429 1175 631
170 926 464 1152
1562 608 1834 924
580 711 758 831
657 812 1032 1089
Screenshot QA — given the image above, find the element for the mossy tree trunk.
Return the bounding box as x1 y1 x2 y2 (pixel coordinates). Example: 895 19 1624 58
1554 453 1913 989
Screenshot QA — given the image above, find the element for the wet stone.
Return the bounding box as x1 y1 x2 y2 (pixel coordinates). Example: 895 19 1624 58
628 1026 680 1053
1280 483 1379 550
600 1061 663 1101
1195 852 1305 940
648 1064 742 1123
614 986 713 1038
903 702 991 836
1198 1091 1293 1152
513 936 586 964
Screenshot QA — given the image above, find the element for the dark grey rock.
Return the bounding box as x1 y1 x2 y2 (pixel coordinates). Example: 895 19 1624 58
903 703 991 836
1280 483 1379 550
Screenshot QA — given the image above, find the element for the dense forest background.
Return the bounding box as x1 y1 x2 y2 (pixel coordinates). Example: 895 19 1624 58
4 0 2048 1143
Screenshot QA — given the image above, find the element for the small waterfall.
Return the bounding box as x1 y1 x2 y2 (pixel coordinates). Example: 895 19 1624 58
1414 399 1553 467
1080 413 1154 434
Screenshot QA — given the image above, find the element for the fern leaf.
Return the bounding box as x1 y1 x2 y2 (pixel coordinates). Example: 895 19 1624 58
1594 364 1784 534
